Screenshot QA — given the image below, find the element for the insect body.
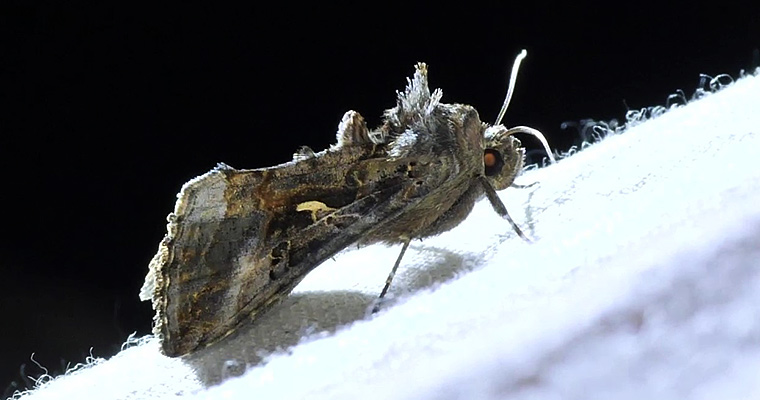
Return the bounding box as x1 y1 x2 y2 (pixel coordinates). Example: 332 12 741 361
140 50 554 357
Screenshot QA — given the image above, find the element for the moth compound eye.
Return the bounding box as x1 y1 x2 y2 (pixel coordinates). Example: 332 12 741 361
484 149 505 176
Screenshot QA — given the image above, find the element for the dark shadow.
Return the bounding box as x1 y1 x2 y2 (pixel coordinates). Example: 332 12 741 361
184 243 482 387
395 245 483 295
185 290 373 386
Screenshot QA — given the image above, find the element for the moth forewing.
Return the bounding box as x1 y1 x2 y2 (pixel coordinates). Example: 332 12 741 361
143 142 404 356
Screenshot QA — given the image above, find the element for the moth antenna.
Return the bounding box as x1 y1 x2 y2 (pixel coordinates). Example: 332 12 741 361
506 125 557 164
494 49 528 126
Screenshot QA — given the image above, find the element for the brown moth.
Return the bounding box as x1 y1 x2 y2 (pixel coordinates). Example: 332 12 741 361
140 50 554 357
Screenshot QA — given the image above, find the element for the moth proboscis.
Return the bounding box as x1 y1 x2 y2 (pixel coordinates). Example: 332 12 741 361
140 49 555 357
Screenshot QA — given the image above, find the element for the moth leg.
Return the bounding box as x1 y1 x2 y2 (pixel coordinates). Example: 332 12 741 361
371 237 411 314
511 181 538 189
479 176 532 243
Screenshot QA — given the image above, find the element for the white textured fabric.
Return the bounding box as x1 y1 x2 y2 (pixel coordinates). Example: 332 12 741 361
14 73 760 400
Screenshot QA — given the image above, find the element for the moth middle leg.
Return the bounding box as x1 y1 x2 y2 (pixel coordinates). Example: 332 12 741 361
371 236 411 314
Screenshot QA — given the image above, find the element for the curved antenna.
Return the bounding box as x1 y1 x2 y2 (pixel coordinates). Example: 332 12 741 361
507 125 556 164
495 49 528 126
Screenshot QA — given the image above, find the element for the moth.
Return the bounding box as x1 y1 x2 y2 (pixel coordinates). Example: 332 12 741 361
140 50 554 357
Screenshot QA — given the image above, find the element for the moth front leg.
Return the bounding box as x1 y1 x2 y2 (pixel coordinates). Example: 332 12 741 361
479 175 532 242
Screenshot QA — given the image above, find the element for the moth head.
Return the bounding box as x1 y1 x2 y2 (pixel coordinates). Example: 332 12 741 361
480 49 555 191
482 125 524 190
482 124 555 190
483 125 556 190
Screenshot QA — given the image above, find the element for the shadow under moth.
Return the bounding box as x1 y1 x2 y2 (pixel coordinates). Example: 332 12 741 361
140 50 554 357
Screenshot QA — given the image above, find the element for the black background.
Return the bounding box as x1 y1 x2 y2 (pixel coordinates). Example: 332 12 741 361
2 1 757 395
